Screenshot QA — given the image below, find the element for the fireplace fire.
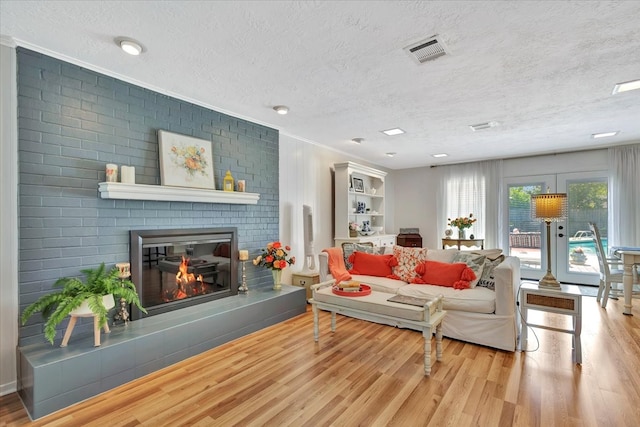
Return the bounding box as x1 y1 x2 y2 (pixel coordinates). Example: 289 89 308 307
173 256 204 299
130 227 238 319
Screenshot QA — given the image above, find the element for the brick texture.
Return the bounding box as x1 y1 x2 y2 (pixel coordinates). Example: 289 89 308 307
17 48 279 346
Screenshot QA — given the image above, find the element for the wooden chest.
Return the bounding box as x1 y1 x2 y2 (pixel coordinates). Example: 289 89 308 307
397 233 422 248
291 273 320 301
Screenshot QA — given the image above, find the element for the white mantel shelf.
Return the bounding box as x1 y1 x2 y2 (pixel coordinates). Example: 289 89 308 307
98 182 260 205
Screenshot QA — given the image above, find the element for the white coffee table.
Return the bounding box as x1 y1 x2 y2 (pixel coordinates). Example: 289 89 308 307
310 281 446 376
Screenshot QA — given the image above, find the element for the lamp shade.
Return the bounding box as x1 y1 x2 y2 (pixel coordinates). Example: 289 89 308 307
531 193 567 222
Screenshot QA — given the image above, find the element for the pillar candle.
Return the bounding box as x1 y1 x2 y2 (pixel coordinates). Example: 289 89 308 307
239 250 249 261
121 166 135 184
105 164 118 182
237 180 246 192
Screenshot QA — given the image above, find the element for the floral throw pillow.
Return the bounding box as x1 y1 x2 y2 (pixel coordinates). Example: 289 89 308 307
451 252 486 288
392 246 428 282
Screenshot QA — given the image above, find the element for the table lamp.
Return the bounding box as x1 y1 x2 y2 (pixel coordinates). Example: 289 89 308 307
531 191 568 289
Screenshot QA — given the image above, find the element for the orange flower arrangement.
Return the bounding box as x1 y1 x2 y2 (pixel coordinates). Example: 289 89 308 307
448 213 477 230
252 241 295 271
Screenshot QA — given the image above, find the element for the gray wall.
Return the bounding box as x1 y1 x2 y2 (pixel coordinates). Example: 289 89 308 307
17 48 280 346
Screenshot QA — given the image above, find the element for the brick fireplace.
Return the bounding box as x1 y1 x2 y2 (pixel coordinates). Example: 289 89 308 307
17 48 281 347
14 48 308 420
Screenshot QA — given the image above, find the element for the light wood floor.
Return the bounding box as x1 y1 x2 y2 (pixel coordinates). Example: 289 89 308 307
2 295 639 427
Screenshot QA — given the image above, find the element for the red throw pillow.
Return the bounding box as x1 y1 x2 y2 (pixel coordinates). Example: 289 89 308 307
411 260 476 289
348 252 399 278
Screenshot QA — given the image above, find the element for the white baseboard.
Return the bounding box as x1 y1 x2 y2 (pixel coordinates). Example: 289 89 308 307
1 380 17 396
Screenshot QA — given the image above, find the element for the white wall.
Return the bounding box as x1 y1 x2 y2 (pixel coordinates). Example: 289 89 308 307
390 166 440 247
0 41 19 395
502 149 608 177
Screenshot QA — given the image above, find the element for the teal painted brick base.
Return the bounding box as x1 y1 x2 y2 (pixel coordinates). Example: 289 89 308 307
18 285 306 420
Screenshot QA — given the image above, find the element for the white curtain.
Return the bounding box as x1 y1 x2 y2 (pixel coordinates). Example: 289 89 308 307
608 143 640 247
437 160 504 249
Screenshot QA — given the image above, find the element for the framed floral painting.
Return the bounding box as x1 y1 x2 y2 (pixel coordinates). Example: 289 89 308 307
158 130 215 189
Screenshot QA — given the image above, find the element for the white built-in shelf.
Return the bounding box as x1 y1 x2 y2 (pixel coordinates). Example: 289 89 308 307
98 182 260 205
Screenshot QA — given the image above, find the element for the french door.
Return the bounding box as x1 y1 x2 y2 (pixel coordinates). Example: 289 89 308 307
504 171 607 285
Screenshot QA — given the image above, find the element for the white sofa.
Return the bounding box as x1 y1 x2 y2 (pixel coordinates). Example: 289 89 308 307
318 247 521 351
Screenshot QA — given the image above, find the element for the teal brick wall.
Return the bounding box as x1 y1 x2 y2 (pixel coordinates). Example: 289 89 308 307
17 48 280 345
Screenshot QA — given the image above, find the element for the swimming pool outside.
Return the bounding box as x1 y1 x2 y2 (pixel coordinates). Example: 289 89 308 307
569 238 607 255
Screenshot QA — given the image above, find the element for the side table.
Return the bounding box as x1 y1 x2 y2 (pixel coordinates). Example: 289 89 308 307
519 282 582 364
442 238 484 250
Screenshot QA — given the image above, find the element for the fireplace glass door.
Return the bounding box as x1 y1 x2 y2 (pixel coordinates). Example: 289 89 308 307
130 228 238 319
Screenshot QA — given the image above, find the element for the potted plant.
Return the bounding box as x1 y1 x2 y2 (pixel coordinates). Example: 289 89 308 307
349 221 359 237
570 247 588 265
21 263 147 345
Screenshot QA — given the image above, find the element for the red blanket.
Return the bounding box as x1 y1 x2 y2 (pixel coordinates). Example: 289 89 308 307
322 247 352 283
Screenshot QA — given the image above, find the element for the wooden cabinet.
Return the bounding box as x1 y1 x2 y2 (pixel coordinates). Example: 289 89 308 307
333 162 395 247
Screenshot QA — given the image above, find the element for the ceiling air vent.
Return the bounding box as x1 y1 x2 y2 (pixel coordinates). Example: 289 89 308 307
469 121 499 131
404 35 449 64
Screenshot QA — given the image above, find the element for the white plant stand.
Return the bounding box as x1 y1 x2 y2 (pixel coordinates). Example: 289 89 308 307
60 294 115 347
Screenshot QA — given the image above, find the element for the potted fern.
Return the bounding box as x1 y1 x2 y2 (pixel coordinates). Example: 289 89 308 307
21 263 147 345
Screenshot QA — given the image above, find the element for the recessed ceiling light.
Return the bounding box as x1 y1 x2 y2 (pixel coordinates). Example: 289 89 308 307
612 79 640 94
432 153 448 158
592 131 619 139
119 39 142 56
385 152 396 157
381 128 405 136
273 105 289 115
351 138 364 144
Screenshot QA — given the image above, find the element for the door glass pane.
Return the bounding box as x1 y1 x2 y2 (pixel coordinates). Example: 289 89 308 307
508 184 543 270
566 179 608 275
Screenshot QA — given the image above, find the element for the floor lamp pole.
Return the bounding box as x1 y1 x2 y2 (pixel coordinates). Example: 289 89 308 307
539 220 561 289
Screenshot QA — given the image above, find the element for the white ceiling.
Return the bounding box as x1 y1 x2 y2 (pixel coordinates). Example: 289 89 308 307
2 1 639 170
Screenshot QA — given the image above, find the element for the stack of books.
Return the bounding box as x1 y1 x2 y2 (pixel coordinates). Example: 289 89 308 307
336 281 361 292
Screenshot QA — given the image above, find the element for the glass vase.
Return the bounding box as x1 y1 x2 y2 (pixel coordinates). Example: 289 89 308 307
458 228 466 239
272 269 282 290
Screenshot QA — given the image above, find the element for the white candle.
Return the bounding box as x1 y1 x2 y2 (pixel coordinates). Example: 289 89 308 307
239 250 249 261
105 164 118 182
121 166 135 184
116 262 131 278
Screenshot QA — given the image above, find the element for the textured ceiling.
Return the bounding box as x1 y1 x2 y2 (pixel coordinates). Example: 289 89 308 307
2 0 639 170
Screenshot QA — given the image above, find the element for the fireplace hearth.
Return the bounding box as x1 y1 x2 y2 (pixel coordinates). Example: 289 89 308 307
130 227 238 319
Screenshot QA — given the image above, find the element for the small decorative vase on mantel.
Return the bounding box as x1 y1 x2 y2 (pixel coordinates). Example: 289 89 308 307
458 228 466 239
272 269 282 291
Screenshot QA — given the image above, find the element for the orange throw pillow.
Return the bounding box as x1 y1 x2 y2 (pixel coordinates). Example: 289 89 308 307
411 260 476 289
348 251 399 278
